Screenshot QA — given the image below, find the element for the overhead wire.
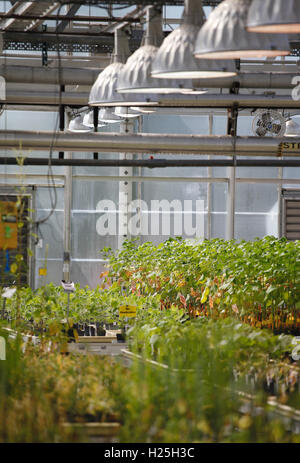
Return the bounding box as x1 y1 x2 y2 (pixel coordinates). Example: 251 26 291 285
33 1 68 241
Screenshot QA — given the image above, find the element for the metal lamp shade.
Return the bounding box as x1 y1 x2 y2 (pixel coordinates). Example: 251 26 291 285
247 0 300 34
88 28 136 107
117 45 192 94
194 0 290 59
99 108 122 124
83 111 107 128
117 6 194 94
115 107 140 118
68 115 93 133
88 62 126 106
89 58 160 107
152 0 236 80
152 23 236 79
130 106 157 114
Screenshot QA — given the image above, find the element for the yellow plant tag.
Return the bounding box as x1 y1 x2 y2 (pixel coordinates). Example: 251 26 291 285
39 268 47 276
119 305 137 318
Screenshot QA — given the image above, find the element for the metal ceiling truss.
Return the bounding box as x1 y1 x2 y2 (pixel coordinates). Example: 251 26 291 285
3 1 221 6
2 29 143 53
1 1 300 55
3 33 300 56
0 2 60 31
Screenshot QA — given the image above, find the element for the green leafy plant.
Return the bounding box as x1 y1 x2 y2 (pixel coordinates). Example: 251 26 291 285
103 237 300 334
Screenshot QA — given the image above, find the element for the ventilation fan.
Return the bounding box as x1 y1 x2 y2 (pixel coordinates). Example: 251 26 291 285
252 110 286 137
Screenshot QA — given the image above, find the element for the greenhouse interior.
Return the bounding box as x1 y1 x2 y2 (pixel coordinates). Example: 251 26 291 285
0 0 299 448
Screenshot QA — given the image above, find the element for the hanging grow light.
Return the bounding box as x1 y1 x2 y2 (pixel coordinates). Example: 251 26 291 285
194 0 290 59
152 0 236 80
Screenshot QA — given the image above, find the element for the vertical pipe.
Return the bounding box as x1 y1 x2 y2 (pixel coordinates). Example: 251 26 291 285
277 166 283 237
118 119 134 249
207 114 213 239
137 115 143 241
93 107 99 160
63 7 72 282
226 106 237 240
59 87 65 160
63 111 72 282
226 166 236 240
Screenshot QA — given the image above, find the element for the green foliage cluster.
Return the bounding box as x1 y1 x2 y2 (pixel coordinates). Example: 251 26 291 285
0 329 123 442
0 236 299 443
128 311 294 369
114 357 300 443
114 310 299 443
104 237 300 332
3 283 161 336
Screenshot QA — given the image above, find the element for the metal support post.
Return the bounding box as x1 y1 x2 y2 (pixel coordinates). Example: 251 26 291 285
59 85 65 160
278 166 283 237
226 101 238 240
118 119 134 249
207 113 213 240
63 110 72 283
93 106 99 160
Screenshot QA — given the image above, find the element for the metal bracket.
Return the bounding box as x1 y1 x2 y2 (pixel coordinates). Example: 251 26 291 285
41 25 48 67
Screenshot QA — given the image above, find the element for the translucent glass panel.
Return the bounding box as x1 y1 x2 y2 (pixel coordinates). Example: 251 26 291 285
142 179 208 203
35 210 64 260
235 183 279 238
236 165 279 179
71 212 118 259
72 179 119 211
235 183 278 213
283 166 300 181
211 183 228 212
0 109 64 177
211 214 227 240
0 110 57 131
36 186 64 211
142 114 209 135
35 208 64 287
235 214 278 240
35 260 63 288
137 181 207 243
71 261 107 289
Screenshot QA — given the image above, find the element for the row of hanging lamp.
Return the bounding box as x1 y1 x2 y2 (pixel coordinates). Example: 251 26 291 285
83 111 107 128
68 114 93 133
247 0 300 34
88 0 292 108
117 6 198 95
152 0 236 80
194 0 290 59
89 26 161 107
99 108 123 123
115 106 140 118
68 108 127 133
89 28 130 106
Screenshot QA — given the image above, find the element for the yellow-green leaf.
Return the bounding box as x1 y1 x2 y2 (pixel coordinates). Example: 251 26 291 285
201 286 210 304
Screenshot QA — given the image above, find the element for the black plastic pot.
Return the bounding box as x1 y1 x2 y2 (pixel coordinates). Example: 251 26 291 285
116 331 126 342
96 323 106 336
